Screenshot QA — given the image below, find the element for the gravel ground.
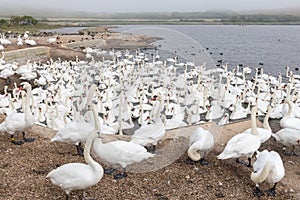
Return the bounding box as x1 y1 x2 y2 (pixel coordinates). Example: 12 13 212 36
0 115 299 200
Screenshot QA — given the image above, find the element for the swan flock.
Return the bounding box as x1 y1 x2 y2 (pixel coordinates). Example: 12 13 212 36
1 45 299 198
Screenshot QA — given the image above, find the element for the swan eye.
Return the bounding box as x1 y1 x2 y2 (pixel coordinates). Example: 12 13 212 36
253 171 257 173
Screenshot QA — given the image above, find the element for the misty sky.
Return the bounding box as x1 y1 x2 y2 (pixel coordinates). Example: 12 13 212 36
2 0 300 12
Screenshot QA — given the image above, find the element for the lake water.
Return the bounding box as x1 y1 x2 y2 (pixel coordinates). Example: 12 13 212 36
115 25 300 75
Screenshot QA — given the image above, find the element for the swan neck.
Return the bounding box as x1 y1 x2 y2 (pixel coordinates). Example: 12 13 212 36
263 107 271 131
251 107 258 135
84 130 102 172
91 105 101 131
188 143 201 161
285 100 293 117
251 161 272 184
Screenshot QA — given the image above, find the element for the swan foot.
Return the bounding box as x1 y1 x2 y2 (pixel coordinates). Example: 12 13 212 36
114 172 127 180
23 137 35 142
145 145 156 152
253 187 264 197
199 158 209 165
104 168 117 175
12 140 24 145
186 157 196 165
266 188 276 196
76 144 84 157
235 158 247 165
11 136 24 145
22 132 35 142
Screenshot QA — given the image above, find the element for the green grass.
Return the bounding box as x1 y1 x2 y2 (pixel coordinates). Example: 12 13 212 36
0 23 63 33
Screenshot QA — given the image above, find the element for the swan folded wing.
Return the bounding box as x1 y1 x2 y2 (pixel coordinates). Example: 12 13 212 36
47 163 98 190
5 113 27 132
132 123 165 139
110 141 149 154
52 122 94 144
218 134 260 159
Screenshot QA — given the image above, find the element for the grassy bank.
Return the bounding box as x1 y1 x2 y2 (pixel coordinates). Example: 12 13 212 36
0 23 64 33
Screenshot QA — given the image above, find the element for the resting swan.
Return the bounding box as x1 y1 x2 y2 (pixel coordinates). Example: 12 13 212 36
217 106 261 167
88 103 154 179
272 128 300 156
251 150 285 197
0 82 35 145
187 127 214 165
280 99 300 130
47 129 103 199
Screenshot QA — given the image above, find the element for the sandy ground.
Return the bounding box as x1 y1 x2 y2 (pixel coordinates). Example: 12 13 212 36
0 114 299 200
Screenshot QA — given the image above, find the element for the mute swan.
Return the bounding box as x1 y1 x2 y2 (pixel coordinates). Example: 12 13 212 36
280 99 300 130
218 113 229 126
187 127 214 165
47 129 103 199
244 105 272 143
217 106 261 167
272 128 300 156
85 102 154 179
131 94 166 152
0 82 35 145
251 150 285 197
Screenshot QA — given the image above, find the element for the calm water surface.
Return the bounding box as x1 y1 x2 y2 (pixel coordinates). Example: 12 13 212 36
115 25 300 75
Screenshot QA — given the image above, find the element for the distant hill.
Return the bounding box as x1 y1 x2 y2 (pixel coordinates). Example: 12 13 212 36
240 7 300 16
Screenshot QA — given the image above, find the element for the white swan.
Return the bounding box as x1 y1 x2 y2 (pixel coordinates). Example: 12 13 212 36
251 150 285 197
187 127 214 165
280 99 300 130
86 101 154 179
218 113 229 126
244 105 272 143
0 82 35 145
272 128 300 156
47 129 103 199
131 94 166 151
217 106 261 167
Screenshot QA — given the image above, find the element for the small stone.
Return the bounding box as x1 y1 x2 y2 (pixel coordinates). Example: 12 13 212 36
290 188 295 193
194 167 199 172
218 182 223 186
167 180 171 185
185 175 190 179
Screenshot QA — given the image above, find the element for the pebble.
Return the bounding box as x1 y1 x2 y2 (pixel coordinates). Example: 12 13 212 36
218 182 223 186
185 175 190 179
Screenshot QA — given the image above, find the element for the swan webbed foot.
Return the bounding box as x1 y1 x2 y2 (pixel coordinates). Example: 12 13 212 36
247 157 252 168
186 157 196 165
113 172 127 180
145 145 155 152
253 187 264 197
199 158 209 165
11 135 24 145
104 168 117 175
22 132 35 142
235 158 247 166
23 137 35 142
76 144 84 157
266 188 276 196
12 140 24 145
